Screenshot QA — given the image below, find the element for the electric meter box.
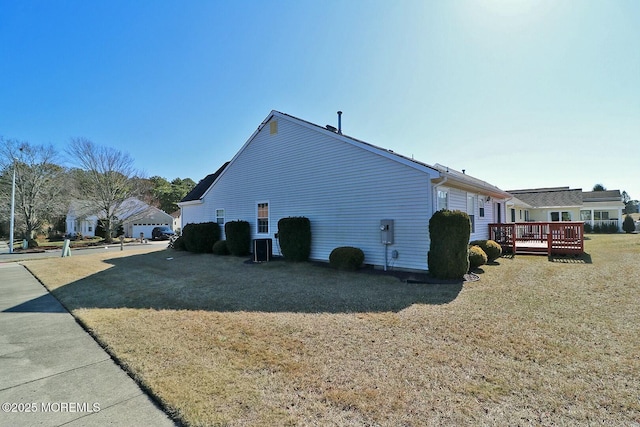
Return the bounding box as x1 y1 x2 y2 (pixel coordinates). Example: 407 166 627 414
380 219 394 244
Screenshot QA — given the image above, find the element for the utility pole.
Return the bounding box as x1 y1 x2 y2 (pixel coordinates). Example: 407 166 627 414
9 162 16 254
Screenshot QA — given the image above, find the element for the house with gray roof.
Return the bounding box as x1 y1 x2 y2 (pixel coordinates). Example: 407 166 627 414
178 110 512 271
506 187 624 230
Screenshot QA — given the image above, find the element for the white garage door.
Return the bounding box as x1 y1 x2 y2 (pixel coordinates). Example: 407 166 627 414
131 224 171 239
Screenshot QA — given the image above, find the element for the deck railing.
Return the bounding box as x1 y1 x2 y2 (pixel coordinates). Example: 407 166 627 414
489 222 584 255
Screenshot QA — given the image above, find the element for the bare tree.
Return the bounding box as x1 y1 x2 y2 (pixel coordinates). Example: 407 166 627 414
0 137 69 239
67 138 142 243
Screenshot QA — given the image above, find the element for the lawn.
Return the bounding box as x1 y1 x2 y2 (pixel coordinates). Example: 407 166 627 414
23 234 640 426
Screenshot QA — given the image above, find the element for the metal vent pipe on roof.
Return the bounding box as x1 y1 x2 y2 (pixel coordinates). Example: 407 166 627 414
337 111 342 134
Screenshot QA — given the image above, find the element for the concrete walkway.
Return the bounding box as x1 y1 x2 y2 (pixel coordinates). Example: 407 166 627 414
0 262 176 426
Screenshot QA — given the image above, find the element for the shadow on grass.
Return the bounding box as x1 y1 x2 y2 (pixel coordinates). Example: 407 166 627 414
548 252 593 264
40 250 464 314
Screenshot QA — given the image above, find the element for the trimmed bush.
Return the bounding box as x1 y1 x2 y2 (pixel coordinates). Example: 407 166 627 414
623 215 635 233
181 222 220 253
584 222 593 233
329 246 365 271
428 210 471 280
278 217 311 262
225 220 251 256
212 239 230 255
468 245 488 270
470 239 502 262
172 236 186 251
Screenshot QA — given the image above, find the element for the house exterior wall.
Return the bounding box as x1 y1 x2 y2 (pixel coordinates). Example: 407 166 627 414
192 116 437 271
581 200 624 230
527 208 582 222
437 186 495 241
181 202 210 228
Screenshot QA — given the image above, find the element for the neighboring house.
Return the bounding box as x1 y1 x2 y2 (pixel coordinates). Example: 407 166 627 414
506 187 625 230
66 198 174 239
170 210 182 234
178 110 510 271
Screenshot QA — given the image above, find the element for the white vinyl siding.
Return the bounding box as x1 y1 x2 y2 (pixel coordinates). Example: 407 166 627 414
440 187 493 240
201 116 437 270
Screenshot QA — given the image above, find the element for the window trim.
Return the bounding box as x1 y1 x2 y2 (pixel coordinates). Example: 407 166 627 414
437 190 448 211
215 208 225 225
256 201 269 234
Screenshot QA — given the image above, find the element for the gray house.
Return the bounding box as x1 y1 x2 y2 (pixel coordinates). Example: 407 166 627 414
179 110 510 271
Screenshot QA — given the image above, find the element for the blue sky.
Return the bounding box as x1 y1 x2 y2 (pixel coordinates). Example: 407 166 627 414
1 1 639 199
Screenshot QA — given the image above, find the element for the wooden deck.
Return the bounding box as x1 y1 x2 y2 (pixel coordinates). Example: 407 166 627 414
489 222 584 256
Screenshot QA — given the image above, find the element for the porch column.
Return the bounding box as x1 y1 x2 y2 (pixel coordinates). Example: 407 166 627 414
618 207 623 231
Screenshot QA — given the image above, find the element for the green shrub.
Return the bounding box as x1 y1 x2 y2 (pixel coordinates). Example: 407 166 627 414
172 236 186 251
225 220 251 256
428 210 471 280
212 239 230 255
470 239 502 262
468 245 488 270
278 217 311 262
623 215 636 233
181 222 220 253
584 222 593 233
329 246 365 271
27 238 39 249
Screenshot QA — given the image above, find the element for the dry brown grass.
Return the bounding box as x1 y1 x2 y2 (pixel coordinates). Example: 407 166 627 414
23 234 640 426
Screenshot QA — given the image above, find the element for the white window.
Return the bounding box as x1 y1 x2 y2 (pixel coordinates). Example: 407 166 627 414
467 194 476 232
580 210 591 221
551 211 571 221
257 202 269 234
594 211 609 220
437 190 448 211
216 209 225 225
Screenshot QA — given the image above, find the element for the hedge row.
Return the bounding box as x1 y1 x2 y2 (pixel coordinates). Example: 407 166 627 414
181 222 220 253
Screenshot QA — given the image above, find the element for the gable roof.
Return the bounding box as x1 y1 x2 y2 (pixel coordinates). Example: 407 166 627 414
180 161 229 203
184 110 511 202
508 187 583 208
68 197 171 222
582 190 622 203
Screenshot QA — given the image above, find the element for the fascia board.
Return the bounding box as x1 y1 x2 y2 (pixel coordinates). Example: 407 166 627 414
177 199 203 207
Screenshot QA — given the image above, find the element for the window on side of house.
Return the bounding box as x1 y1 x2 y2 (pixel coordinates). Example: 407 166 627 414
550 212 560 221
437 190 448 211
216 209 225 225
562 211 571 221
257 202 269 234
580 210 591 221
594 211 609 220
467 194 476 233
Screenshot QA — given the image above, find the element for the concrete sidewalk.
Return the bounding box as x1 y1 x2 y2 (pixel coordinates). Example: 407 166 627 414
0 263 176 426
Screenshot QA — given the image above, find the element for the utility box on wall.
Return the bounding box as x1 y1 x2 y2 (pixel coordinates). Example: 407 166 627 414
380 219 394 244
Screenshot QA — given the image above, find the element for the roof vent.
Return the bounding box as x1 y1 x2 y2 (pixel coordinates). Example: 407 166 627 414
326 125 337 132
337 111 342 134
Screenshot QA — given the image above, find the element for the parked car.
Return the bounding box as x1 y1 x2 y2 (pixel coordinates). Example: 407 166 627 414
151 226 175 240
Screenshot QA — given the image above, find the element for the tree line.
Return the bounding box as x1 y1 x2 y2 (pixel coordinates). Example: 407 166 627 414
0 136 195 242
